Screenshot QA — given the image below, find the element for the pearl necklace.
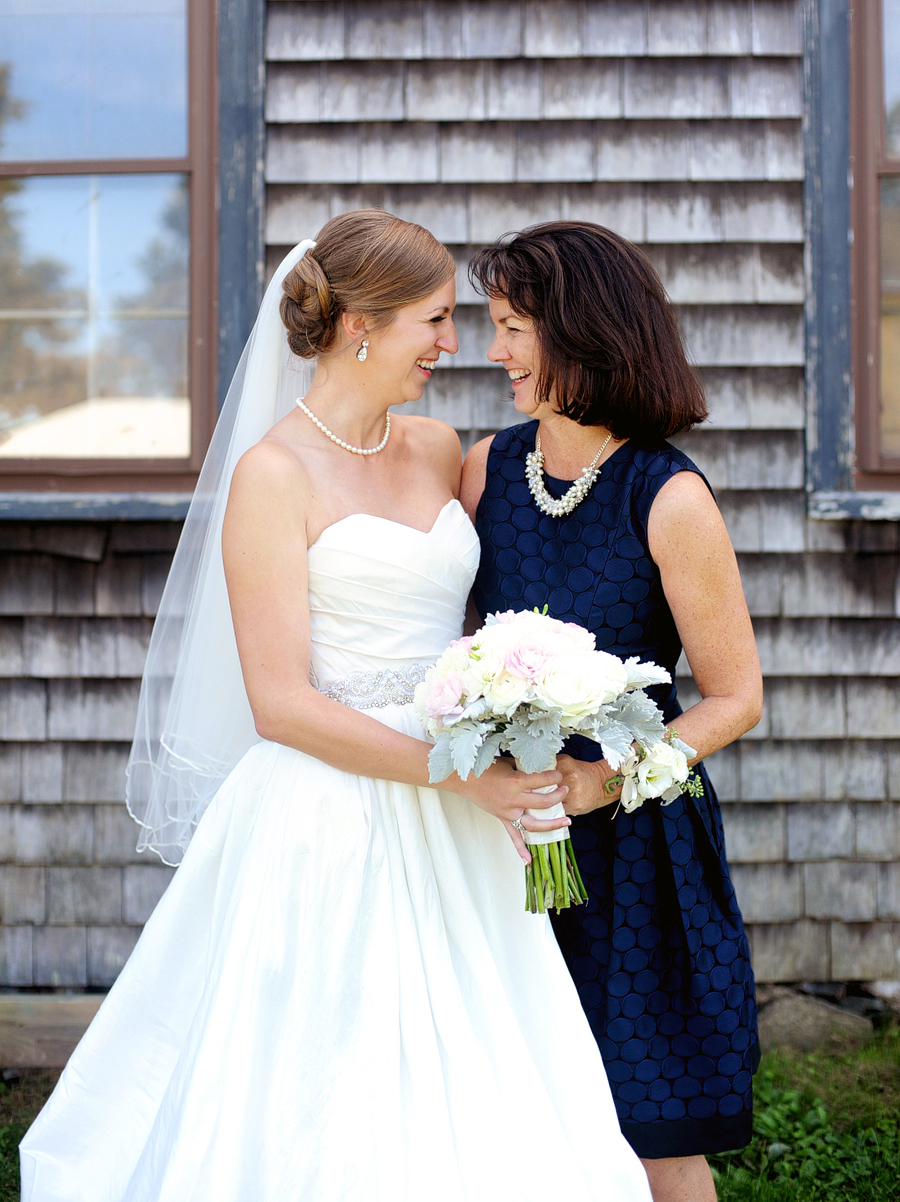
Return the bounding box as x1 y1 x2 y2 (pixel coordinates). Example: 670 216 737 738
525 430 612 518
296 398 391 456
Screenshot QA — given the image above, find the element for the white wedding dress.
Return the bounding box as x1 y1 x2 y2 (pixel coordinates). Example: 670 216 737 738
20 500 650 1202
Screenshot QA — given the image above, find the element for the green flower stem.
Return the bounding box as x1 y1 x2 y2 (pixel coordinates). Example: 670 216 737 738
566 842 587 900
523 833 588 913
548 840 562 902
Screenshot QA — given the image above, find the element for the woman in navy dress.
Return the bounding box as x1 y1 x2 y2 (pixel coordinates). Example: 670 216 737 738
461 222 763 1202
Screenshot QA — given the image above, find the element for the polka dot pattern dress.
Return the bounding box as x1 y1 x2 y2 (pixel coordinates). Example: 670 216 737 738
472 421 759 1160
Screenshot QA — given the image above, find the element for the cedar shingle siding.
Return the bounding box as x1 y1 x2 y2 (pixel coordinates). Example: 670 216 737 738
1 0 898 986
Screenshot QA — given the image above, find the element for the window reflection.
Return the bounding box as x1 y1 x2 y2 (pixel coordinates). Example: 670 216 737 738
0 0 186 162
880 179 900 456
0 173 189 458
885 0 900 157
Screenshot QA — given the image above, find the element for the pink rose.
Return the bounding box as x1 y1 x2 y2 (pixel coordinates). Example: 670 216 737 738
504 642 553 680
449 635 476 652
426 672 465 718
563 622 596 650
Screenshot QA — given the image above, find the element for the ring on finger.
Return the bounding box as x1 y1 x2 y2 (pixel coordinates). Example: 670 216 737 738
511 817 525 835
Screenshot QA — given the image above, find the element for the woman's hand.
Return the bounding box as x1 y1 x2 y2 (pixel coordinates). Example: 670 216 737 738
556 754 622 816
452 759 570 863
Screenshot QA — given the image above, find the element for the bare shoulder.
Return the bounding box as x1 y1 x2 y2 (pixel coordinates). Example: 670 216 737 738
396 413 462 483
648 468 731 563
464 434 495 472
460 434 495 521
399 413 461 455
230 437 308 500
225 438 314 549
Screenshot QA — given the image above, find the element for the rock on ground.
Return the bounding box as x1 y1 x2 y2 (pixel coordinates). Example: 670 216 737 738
758 992 874 1052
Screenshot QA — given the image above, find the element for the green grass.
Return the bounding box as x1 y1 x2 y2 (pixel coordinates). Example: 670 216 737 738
712 1028 900 1201
0 1035 898 1200
0 1070 59 1202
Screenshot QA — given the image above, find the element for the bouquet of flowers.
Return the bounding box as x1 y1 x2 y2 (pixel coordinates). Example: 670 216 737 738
415 608 697 913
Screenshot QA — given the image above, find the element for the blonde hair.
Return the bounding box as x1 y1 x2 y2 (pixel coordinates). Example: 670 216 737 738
280 210 455 359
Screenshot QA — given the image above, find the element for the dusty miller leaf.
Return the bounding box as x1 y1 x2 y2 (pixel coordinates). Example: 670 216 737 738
502 725 563 773
622 655 671 691
449 721 490 780
588 721 635 771
427 737 454 784
473 730 505 776
520 709 562 742
607 693 667 749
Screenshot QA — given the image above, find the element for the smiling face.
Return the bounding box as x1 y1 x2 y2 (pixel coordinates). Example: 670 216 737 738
486 295 544 416
366 278 459 404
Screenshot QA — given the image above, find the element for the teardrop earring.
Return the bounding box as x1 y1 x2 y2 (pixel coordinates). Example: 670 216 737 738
356 338 369 362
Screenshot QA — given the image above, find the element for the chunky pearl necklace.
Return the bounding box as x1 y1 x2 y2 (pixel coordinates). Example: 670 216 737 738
525 429 612 517
296 398 391 456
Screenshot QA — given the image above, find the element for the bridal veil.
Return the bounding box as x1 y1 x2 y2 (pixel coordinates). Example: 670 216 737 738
125 241 316 864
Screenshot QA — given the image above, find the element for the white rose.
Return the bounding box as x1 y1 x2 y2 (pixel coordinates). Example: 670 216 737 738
461 646 506 701
437 642 474 673
588 650 630 704
483 670 533 717
555 621 596 653
636 742 689 798
534 652 625 722
477 624 517 656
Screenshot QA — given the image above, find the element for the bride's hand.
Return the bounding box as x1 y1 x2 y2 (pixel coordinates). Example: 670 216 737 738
450 759 570 864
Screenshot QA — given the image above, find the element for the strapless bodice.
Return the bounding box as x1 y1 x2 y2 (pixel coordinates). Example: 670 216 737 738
306 499 479 690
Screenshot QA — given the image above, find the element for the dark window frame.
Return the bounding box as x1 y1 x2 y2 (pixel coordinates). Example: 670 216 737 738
851 0 900 484
806 0 900 518
0 0 224 503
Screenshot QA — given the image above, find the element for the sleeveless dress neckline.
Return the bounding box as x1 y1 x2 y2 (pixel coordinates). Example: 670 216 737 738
536 437 634 492
472 419 759 1162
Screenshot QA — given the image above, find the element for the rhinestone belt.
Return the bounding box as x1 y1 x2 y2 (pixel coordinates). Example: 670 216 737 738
320 662 431 710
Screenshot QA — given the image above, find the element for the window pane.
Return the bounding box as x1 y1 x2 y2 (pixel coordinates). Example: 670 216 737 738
885 0 900 157
0 0 186 161
0 173 190 459
880 179 900 456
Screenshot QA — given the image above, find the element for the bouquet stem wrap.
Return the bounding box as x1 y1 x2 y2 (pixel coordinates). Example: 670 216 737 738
516 756 588 914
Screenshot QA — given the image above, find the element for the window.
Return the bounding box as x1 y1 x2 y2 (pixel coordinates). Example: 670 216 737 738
851 0 900 487
0 0 216 491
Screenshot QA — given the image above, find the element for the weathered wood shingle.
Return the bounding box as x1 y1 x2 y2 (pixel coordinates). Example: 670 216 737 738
0 528 174 988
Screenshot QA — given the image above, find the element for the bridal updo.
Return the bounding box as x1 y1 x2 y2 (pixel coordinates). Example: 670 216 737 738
281 210 455 359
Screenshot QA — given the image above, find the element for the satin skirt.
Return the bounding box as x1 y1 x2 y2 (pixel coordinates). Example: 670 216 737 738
20 708 650 1202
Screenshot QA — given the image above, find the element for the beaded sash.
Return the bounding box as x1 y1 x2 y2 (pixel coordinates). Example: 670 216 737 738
320 662 430 710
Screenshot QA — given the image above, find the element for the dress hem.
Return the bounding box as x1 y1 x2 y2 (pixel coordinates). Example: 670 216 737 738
621 1112 753 1160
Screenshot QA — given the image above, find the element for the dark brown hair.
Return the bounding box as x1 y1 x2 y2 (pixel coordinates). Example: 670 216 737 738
468 221 707 440
281 209 455 359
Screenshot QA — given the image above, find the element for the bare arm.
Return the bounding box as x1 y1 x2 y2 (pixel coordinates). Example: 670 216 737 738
648 469 763 759
460 435 492 526
222 435 568 860
560 469 762 815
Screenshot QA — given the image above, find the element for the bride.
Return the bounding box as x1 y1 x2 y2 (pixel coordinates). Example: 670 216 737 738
20 210 651 1202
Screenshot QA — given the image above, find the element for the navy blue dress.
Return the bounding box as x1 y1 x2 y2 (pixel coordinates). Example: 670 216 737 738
472 420 759 1160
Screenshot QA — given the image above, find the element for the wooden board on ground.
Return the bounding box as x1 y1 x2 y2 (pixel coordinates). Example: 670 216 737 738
0 995 103 1068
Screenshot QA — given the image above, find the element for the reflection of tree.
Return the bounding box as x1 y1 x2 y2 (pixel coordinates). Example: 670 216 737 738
96 180 189 399
0 64 86 427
